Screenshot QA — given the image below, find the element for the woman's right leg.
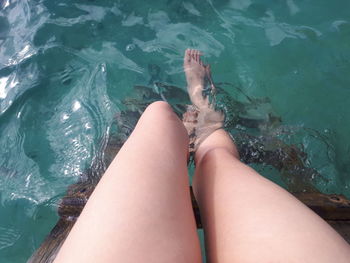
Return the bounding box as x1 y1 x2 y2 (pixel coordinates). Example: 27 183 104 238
193 129 350 263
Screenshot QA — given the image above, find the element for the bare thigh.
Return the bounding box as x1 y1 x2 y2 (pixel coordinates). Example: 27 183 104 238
54 101 202 263
193 129 350 263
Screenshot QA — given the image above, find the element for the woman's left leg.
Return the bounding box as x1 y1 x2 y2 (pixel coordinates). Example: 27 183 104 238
54 101 202 263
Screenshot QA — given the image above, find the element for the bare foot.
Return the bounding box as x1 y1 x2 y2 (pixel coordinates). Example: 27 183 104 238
183 49 225 156
184 49 210 109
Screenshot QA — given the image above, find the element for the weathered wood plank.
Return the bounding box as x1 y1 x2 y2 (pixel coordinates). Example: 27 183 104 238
293 192 350 221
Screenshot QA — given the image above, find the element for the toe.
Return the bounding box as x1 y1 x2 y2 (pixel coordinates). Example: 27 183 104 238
185 49 191 63
191 49 196 60
196 50 200 62
198 51 203 65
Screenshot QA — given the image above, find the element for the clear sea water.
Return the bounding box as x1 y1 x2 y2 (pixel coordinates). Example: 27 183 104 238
0 0 350 262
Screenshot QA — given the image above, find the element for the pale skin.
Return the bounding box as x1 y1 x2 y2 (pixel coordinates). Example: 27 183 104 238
54 49 350 263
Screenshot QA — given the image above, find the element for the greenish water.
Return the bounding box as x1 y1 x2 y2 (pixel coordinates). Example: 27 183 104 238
0 0 350 262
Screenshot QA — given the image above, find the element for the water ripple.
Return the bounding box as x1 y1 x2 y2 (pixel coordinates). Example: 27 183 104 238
0 114 53 205
47 62 115 182
0 0 49 67
78 43 145 74
0 0 349 261
0 227 20 250
0 62 40 115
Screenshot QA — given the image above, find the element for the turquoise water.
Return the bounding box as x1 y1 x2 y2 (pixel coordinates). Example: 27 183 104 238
0 0 350 261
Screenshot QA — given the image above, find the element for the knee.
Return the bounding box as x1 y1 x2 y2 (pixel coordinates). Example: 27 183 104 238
141 101 189 142
145 101 173 115
142 101 178 124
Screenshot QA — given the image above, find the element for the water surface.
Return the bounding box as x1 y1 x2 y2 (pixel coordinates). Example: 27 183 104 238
0 0 350 261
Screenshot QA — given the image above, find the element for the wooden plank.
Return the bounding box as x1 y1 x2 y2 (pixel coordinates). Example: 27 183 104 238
293 192 350 221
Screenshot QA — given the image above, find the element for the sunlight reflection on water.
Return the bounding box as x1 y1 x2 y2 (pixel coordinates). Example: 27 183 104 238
0 0 350 261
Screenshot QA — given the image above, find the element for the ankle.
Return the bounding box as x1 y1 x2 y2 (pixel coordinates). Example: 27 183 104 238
195 129 239 165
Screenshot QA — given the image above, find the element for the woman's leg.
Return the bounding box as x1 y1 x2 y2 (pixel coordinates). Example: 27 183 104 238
183 48 350 262
54 101 202 263
193 129 350 263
